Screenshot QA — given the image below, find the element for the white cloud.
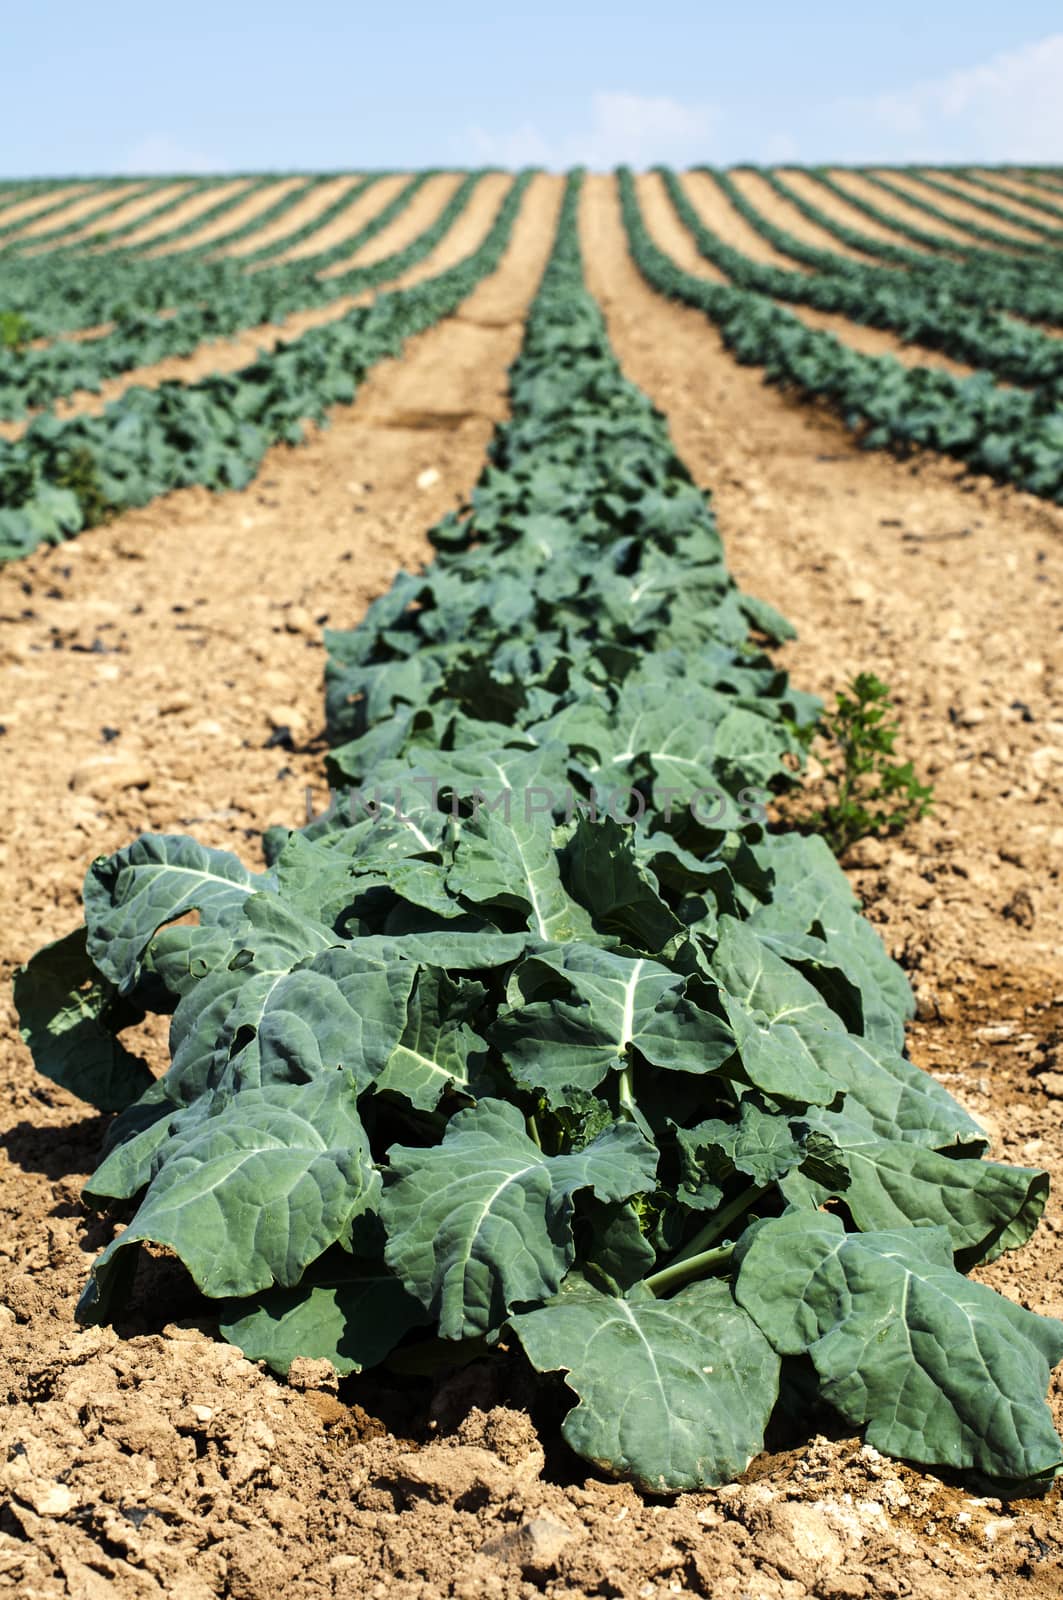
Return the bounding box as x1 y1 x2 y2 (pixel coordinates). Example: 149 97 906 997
838 33 1063 161
119 134 223 175
460 91 719 171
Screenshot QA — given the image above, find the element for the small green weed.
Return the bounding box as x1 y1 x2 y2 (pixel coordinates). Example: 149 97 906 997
800 672 933 853
0 311 31 352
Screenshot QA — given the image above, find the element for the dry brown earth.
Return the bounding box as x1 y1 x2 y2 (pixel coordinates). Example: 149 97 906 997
45 183 193 249
732 169 871 262
107 179 253 251
10 183 151 246
265 175 409 265
686 170 805 268
931 170 1062 231
776 169 948 255
138 179 304 257
0 183 91 230
0 173 1061 1598
217 175 363 259
0 175 499 441
827 170 994 247
317 174 469 279
871 170 1045 244
997 174 1063 211
643 173 975 376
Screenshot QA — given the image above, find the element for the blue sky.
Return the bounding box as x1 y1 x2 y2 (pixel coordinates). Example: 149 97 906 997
5 2 1062 176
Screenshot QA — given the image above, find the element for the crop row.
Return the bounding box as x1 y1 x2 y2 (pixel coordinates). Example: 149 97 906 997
0 173 471 419
32 175 319 259
673 170 1063 392
6 176 181 252
0 177 122 246
954 167 1063 224
857 168 1057 252
0 173 524 561
744 170 1063 325
903 168 1063 239
622 171 1063 500
17 169 1062 1495
0 173 412 339
0 173 319 262
803 167 1063 280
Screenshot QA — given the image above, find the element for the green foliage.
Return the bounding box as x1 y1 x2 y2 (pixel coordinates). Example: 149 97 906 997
619 169 1063 504
802 673 933 852
0 172 527 563
671 169 1063 397
0 173 440 424
15 173 1062 1495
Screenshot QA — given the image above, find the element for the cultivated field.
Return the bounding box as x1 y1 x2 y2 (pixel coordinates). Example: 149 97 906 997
1 164 1062 1599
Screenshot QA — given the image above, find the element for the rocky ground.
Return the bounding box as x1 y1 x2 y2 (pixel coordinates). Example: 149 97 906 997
0 174 1060 1597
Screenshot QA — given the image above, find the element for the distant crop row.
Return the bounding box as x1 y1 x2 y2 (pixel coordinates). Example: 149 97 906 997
19 171 1063 1495
1 161 1062 565
621 170 1063 500
674 170 1063 392
0 173 472 417
0 173 526 560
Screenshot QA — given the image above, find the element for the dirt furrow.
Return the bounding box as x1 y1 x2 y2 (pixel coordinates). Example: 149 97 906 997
684 171 808 269
878 170 1046 244
102 178 253 251
0 175 503 440
0 173 579 1600
776 167 947 255
216 174 362 259
730 169 870 263
41 181 193 249
317 172 467 279
581 168 1063 1590
640 173 975 378
0 183 92 230
932 169 1063 231
827 169 992 247
10 183 150 246
138 179 305 258
263 174 409 265
380 173 512 286
994 173 1063 211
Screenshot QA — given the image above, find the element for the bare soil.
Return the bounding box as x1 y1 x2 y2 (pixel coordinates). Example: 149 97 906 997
219 176 364 261
1 173 1062 1598
139 180 305 258
977 171 1063 213
673 172 977 376
827 171 1005 250
0 175 501 441
685 171 805 269
0 184 92 232
49 183 194 250
109 181 254 253
776 169 949 256
13 184 152 248
265 176 410 267
730 170 870 263
928 171 1060 232
318 174 469 279
868 170 1044 245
